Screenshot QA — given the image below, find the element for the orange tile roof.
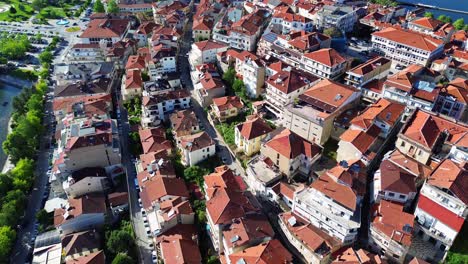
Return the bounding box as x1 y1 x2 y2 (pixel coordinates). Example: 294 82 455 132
139 127 172 154
378 160 416 195
160 235 202 264
194 40 227 51
54 195 106 226
428 159 468 204
371 200 414 246
300 79 357 112
125 55 146 70
387 149 433 179
443 78 468 104
180 131 215 152
204 166 247 199
265 128 321 159
401 109 468 149
228 239 293 264
350 99 405 130
213 96 244 111
266 68 318 94
409 17 444 31
206 187 257 225
169 110 199 137
139 176 189 209
222 214 274 249
125 69 143 89
80 18 129 38
332 247 385 264
310 174 357 211
303 48 346 67
340 125 381 154
348 56 391 76
372 27 443 52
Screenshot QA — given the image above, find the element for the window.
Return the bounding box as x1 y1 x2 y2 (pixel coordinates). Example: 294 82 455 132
400 141 405 147
399 194 405 199
388 192 395 197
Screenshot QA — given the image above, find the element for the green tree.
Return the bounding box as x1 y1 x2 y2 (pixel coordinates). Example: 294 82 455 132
323 27 343 38
39 51 53 65
112 253 135 264
107 0 119 14
438 15 452 23
9 6 16 14
106 230 135 255
93 0 105 13
10 158 35 190
0 226 16 260
0 174 12 195
36 209 50 227
222 67 236 87
424 12 434 18
453 18 465 30
445 252 468 264
183 166 209 186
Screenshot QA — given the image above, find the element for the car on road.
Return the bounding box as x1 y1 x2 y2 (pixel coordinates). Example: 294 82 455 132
145 227 152 238
395 64 405 70
142 216 148 223
151 251 158 263
138 198 142 207
141 208 146 216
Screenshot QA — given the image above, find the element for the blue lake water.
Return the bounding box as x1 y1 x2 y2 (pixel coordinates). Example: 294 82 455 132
401 0 468 21
0 83 21 170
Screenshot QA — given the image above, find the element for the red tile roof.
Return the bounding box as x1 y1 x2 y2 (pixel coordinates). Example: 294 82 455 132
266 68 317 94
125 69 143 90
428 159 468 204
169 110 199 137
180 131 215 152
303 48 346 67
410 17 444 31
139 176 189 209
378 160 416 195
54 195 106 226
372 27 443 52
213 96 244 111
125 55 146 70
236 116 273 141
371 200 414 246
222 214 274 249
265 128 321 159
228 239 293 264
401 109 468 149
348 56 391 76
194 40 227 51
65 250 105 264
206 187 257 225
351 99 405 130
160 234 202 264
417 194 465 231
139 127 173 154
300 79 357 112
310 174 357 211
204 166 247 199
339 125 381 154
80 18 129 38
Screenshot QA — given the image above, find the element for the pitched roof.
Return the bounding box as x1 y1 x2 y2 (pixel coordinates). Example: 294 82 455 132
443 78 468 104
372 27 444 52
160 234 202 264
401 109 468 149
387 149 433 179
206 187 257 225
125 55 146 70
410 17 444 31
310 174 357 211
417 194 465 231
348 56 391 76
204 166 247 199
194 40 227 51
222 214 274 249
236 116 273 141
266 68 318 94
339 125 381 154
180 131 215 152
378 160 416 195
139 176 189 209
228 239 293 264
170 110 199 136
65 250 105 264
80 18 129 38
427 159 468 204
125 69 143 89
54 195 107 226
300 79 357 113
61 230 100 256
303 48 346 67
350 99 405 130
332 247 384 264
371 200 414 246
139 127 173 154
213 96 244 111
265 128 321 159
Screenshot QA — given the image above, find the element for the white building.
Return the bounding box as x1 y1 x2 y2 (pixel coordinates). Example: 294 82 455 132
302 48 348 80
179 131 216 166
188 40 228 69
315 5 359 33
371 27 445 66
141 90 191 127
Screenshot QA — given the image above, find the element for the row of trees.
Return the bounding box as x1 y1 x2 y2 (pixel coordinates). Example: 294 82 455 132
424 13 468 30
93 0 119 14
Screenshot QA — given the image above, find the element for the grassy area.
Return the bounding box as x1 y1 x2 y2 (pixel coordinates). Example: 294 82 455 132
0 0 35 21
65 26 80 32
445 224 468 264
323 139 338 161
36 6 67 20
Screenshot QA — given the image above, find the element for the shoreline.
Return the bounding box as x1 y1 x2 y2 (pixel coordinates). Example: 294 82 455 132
1 116 13 173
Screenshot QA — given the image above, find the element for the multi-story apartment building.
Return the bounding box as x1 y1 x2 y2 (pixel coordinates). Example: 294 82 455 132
141 90 191 127
414 159 467 256
265 67 319 119
382 64 443 111
188 40 228 69
66 43 106 64
169 109 200 141
226 50 266 98
302 48 348 80
269 11 313 35
369 200 414 263
345 56 391 87
293 168 362 245
315 5 359 32
371 27 445 66
213 9 269 51
62 167 110 198
395 109 468 165
283 79 360 145
260 128 321 179
194 71 226 107
433 78 468 122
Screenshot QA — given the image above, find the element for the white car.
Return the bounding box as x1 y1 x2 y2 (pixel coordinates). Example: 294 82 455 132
145 227 152 238
138 198 142 207
142 216 148 223
141 208 146 216
151 251 158 263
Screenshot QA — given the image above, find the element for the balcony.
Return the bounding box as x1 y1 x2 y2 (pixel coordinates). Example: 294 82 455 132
418 224 453 246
